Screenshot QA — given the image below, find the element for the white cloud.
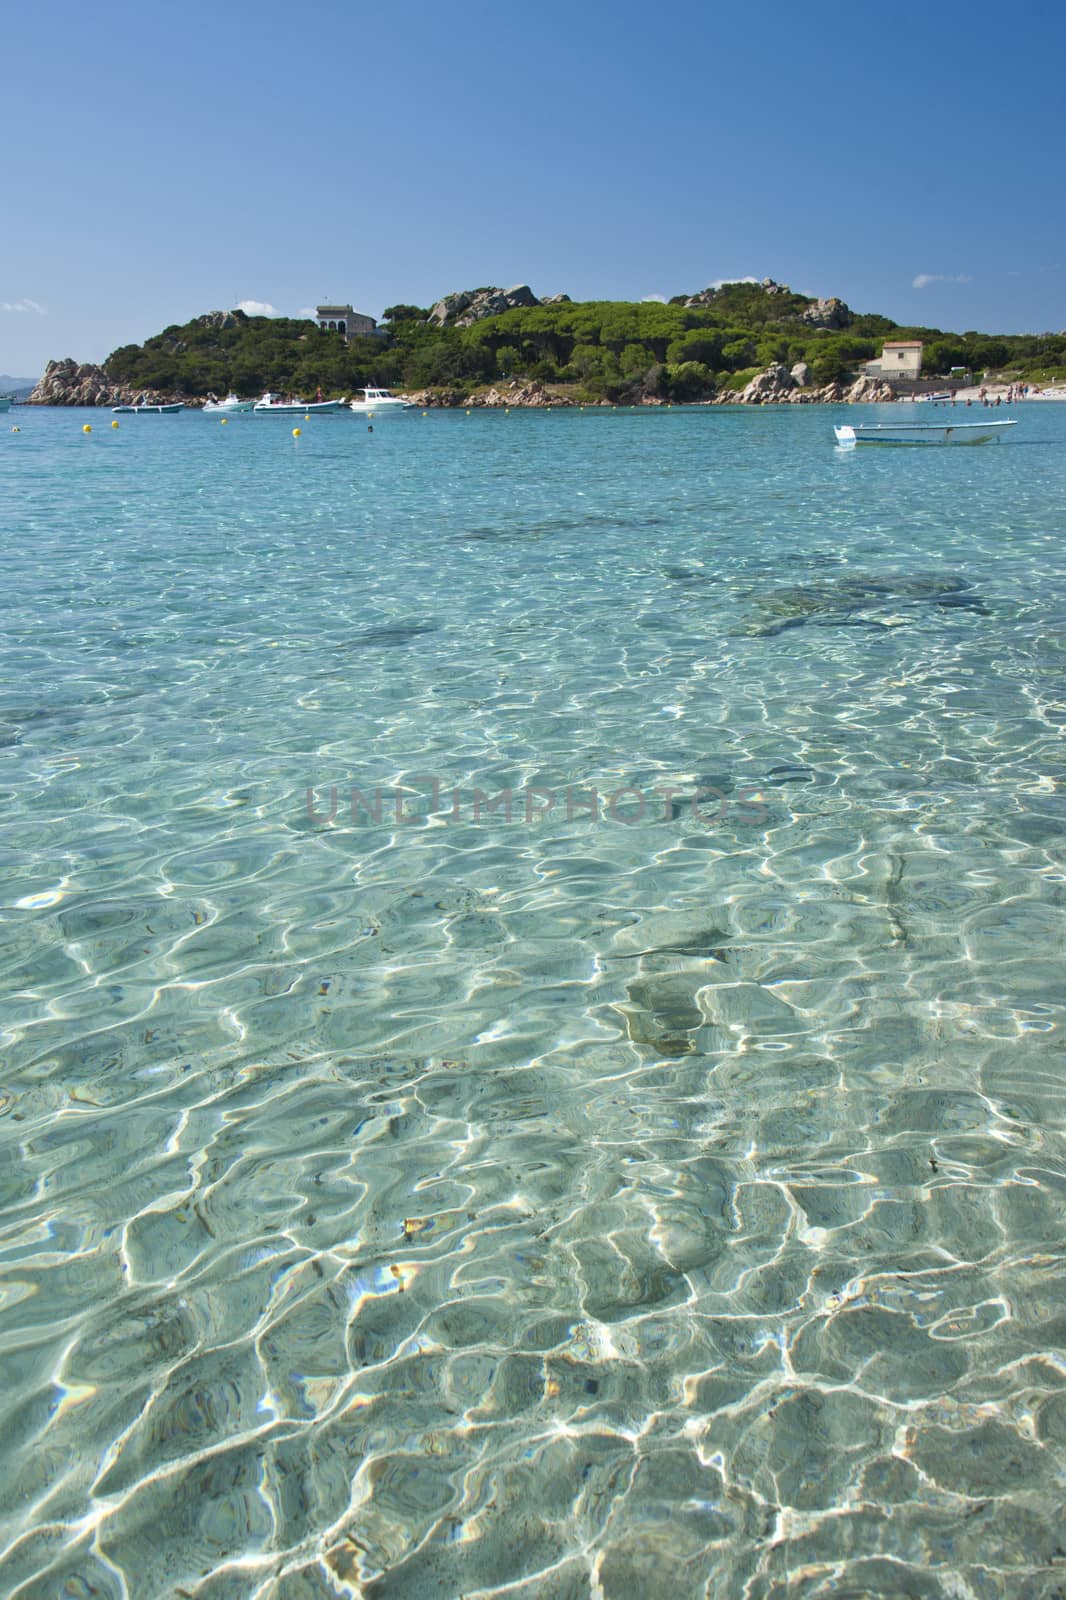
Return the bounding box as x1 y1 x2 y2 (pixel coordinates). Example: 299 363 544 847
642 293 667 303
912 273 972 289
296 306 317 319
1 298 46 314
235 299 282 317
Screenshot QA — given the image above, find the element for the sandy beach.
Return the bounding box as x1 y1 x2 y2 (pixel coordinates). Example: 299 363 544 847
934 380 1066 404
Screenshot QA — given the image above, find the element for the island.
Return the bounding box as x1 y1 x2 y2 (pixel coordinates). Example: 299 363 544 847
27 280 1066 408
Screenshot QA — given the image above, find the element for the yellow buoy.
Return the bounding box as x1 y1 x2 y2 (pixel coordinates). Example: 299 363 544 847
111 419 120 429
422 410 427 417
304 413 311 421
11 426 19 433
83 423 92 433
466 409 471 416
220 417 228 425
292 427 301 438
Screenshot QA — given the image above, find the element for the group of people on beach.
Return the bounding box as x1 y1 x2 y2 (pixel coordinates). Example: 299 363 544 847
929 384 1032 408
976 385 1028 406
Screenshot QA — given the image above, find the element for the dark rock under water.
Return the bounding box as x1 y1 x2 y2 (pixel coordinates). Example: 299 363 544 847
344 623 437 647
739 573 989 636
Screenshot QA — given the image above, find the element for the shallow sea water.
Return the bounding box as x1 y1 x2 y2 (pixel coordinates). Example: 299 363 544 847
1 402 1064 1599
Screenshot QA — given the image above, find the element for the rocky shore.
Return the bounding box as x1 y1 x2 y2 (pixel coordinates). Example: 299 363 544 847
404 369 897 409
27 359 199 409
29 359 897 410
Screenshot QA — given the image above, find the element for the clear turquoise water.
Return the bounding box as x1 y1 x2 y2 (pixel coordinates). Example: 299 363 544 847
1 402 1064 1599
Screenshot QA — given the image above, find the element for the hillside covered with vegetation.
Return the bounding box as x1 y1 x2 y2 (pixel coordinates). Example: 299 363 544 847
103 281 1066 405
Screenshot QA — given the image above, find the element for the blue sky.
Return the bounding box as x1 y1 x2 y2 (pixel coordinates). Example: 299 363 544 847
3 0 1063 376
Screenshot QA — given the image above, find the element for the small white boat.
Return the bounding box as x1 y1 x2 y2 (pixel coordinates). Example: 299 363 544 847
112 402 184 414
253 393 345 415
349 386 414 415
203 393 255 413
835 420 1016 447
0 396 12 414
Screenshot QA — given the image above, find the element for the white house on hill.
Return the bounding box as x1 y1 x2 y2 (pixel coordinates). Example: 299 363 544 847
865 340 924 380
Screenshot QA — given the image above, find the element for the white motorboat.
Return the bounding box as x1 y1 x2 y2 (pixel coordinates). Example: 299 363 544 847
835 420 1016 447
203 393 255 413
254 393 346 415
112 402 184 414
349 386 414 415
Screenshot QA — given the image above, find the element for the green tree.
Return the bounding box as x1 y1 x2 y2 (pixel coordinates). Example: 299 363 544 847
664 361 715 401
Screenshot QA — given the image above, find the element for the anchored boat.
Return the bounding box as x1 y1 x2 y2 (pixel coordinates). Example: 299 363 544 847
112 403 182 416
349 387 414 415
203 393 255 413
834 420 1016 447
253 393 346 415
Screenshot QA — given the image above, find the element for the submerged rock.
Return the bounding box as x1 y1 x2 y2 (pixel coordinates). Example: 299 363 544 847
345 623 437 647
740 573 984 637
618 972 704 1055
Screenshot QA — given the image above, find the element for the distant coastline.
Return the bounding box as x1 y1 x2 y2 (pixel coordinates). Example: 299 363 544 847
26 278 1066 409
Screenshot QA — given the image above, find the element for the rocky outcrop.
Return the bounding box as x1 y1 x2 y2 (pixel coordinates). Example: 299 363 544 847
684 276 791 308
738 363 797 403
800 296 852 329
681 279 852 329
392 369 901 409
845 375 896 402
426 285 541 327
483 381 573 408
709 367 898 405
28 358 188 407
402 388 463 408
460 380 574 408
29 359 114 405
402 380 577 409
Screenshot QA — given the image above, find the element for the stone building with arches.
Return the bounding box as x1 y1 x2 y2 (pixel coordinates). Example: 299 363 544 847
316 304 380 340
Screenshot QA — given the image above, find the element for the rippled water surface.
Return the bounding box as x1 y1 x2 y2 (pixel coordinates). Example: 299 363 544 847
2 403 1064 1599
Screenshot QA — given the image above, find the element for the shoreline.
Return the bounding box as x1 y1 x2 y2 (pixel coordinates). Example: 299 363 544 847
20 371 1066 411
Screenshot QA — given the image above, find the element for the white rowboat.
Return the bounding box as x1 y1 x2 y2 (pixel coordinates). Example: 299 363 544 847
112 402 184 414
835 420 1016 447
